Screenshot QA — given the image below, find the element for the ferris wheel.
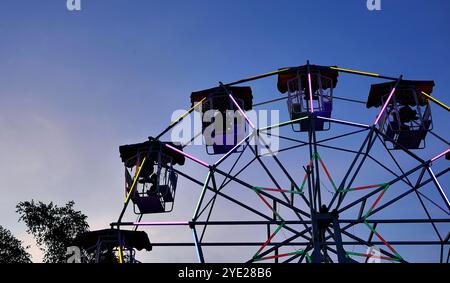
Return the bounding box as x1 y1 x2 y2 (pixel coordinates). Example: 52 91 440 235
105 61 449 263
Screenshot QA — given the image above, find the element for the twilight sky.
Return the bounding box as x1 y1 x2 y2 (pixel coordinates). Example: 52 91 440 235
0 0 449 262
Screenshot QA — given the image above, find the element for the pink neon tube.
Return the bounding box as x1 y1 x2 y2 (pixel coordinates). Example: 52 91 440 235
431 148 450 162
374 87 397 125
307 73 314 113
133 221 189 226
228 94 255 129
165 144 209 168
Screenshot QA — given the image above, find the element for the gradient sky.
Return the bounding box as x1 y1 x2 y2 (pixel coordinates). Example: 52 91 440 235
0 0 449 262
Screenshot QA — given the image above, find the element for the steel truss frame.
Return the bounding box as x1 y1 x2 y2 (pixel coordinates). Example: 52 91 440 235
111 62 450 263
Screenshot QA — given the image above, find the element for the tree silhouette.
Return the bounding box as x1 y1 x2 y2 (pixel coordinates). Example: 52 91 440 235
0 225 31 263
16 200 89 263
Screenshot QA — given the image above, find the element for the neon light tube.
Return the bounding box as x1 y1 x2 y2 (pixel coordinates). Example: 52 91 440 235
330 66 380 77
171 97 206 126
421 91 450 112
253 187 303 195
317 116 370 129
255 250 307 262
307 72 314 112
364 221 401 258
344 184 386 192
192 229 203 263
193 171 212 220
133 221 189 226
431 148 450 162
318 158 338 191
124 157 147 204
165 144 209 168
428 167 450 211
117 246 123 263
254 223 284 257
228 94 255 129
214 132 253 166
258 116 308 131
254 192 284 221
241 68 290 82
374 87 396 125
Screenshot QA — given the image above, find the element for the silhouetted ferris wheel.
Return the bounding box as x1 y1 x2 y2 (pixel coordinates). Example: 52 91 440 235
77 61 449 263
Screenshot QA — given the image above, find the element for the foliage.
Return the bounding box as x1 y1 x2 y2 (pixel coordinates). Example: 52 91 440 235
0 225 31 263
16 200 89 263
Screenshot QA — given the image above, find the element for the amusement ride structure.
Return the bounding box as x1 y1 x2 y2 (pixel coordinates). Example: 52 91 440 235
77 61 450 263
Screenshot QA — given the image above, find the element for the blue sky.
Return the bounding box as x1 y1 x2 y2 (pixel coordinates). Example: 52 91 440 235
0 0 449 262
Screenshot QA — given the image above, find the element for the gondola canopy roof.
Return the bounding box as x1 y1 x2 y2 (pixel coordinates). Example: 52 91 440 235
366 80 435 108
190 86 253 111
119 138 185 168
72 229 152 251
277 65 339 94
